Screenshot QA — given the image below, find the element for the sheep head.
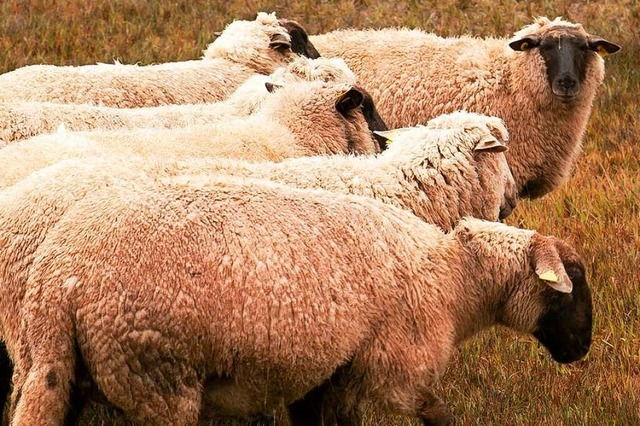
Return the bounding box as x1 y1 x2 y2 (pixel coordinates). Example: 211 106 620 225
454 220 592 364
203 12 321 74
528 234 593 364
509 17 620 101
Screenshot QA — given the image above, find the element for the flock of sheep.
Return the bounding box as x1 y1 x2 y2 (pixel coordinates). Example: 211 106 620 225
0 10 620 426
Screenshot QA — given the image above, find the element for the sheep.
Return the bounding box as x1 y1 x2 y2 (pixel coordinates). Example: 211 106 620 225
0 12 320 108
0 111 500 423
6 173 592 425
310 17 621 198
162 111 517 230
0 56 356 147
0 110 500 415
0 80 386 189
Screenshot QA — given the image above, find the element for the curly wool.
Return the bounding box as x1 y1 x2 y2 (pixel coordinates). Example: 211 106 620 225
0 12 307 108
162 111 515 231
311 17 612 198
0 56 357 147
8 174 586 424
0 80 381 189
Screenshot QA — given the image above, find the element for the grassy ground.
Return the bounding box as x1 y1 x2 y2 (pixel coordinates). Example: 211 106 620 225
1 0 638 424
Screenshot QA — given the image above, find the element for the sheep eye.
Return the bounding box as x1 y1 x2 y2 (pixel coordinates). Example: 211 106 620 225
564 265 583 281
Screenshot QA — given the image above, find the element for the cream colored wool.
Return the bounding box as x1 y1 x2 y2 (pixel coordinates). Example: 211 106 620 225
0 80 381 189
163 111 516 230
0 56 356 147
311 17 616 198
0 13 310 108
0 109 507 387
7 173 590 425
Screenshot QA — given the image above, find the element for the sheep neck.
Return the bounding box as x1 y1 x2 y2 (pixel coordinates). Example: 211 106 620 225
444 227 536 345
501 48 604 197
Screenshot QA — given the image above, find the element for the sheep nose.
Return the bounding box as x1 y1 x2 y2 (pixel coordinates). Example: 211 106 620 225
556 75 577 91
499 196 517 221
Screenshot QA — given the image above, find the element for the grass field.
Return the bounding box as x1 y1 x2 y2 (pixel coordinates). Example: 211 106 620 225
1 0 638 425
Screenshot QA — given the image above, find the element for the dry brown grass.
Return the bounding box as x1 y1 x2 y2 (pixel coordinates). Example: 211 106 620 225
1 0 638 424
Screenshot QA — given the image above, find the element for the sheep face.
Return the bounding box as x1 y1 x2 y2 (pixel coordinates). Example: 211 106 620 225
204 13 320 74
474 147 517 221
357 87 389 151
263 81 387 155
510 25 620 102
502 233 593 364
335 85 389 153
531 236 592 364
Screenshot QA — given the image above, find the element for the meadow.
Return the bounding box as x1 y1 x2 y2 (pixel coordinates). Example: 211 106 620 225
0 0 638 424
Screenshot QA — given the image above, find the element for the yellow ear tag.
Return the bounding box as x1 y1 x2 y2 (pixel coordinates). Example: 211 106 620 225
597 45 609 58
538 270 559 283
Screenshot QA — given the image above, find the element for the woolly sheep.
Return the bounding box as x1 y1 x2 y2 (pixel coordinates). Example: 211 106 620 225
0 12 320 108
163 111 517 229
0 80 386 189
0 56 356 147
310 17 621 198
0 79 385 415
7 175 592 425
0 110 502 422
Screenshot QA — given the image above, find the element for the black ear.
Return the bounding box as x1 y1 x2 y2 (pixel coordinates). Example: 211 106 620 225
264 82 283 93
509 36 540 51
278 19 321 59
587 36 621 57
335 88 364 117
269 33 291 50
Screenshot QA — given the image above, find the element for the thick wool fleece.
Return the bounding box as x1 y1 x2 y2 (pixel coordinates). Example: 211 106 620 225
0 57 356 147
0 13 304 108
163 111 516 230
311 17 612 198
0 81 381 189
9 174 588 425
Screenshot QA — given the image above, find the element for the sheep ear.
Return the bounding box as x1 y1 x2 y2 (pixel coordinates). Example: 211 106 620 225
212 31 223 39
509 36 540 51
587 36 621 58
372 127 413 144
531 236 573 293
474 135 508 153
278 19 321 59
269 33 291 50
335 88 364 116
264 82 283 93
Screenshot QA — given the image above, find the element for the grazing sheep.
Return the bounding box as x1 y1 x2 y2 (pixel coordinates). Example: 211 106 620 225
0 12 319 108
311 17 621 198
164 111 517 229
0 56 356 147
0 80 386 189
0 111 499 422
8 174 592 425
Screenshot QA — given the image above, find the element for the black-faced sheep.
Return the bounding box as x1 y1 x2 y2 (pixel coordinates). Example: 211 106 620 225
162 111 516 229
0 12 319 108
0 80 387 189
7 176 591 425
0 56 356 148
311 17 620 198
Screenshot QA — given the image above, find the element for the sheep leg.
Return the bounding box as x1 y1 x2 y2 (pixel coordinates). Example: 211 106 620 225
0 341 12 424
288 367 362 426
9 359 75 426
